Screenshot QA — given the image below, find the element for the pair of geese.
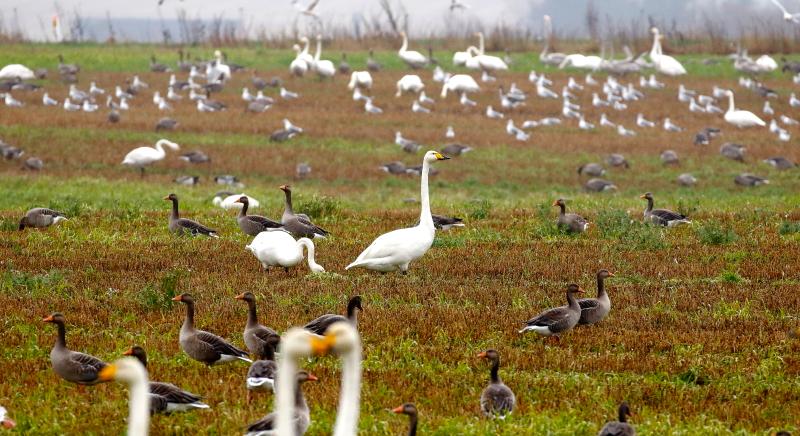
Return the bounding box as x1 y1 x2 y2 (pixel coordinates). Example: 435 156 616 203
554 192 690 234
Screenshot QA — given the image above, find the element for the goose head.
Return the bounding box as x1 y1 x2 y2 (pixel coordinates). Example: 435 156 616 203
235 291 256 303
279 184 291 193
597 269 615 279
567 284 585 295
233 196 250 206
639 192 653 201
618 402 634 422
42 312 66 325
552 198 566 208
424 150 450 163
171 292 194 304
98 357 147 384
476 349 499 362
392 403 417 416
163 193 178 202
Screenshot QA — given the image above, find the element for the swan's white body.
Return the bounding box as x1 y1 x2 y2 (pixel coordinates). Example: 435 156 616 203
99 358 150 436
470 49 508 72
441 74 479 98
0 64 35 80
213 193 259 210
649 28 687 76
724 90 766 128
347 71 373 90
313 35 336 78
346 151 447 273
395 75 424 97
398 32 427 68
246 230 325 272
121 139 180 170
290 45 309 77
755 55 778 72
206 51 231 82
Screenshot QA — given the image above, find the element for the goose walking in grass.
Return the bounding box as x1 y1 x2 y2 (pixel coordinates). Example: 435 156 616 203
44 312 108 388
305 295 362 335
19 208 67 230
346 151 450 274
122 346 209 414
553 199 589 233
164 194 218 237
98 358 149 436
598 402 636 436
279 185 329 239
640 192 690 226
578 269 615 325
477 350 515 418
246 229 325 273
234 196 282 236
122 139 180 177
724 90 765 128
172 293 251 366
585 178 617 192
520 284 585 338
391 403 418 436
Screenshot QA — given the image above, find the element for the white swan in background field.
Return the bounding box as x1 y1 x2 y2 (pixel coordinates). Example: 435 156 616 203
98 358 150 436
246 230 325 273
755 54 778 72
347 71 373 90
0 64 35 80
649 28 686 76
724 90 766 128
121 139 180 176
398 31 428 69
313 35 336 78
540 15 566 66
298 37 314 66
290 45 309 77
213 193 259 210
441 74 480 98
206 50 231 82
559 53 602 70
453 33 482 66
346 151 449 274
468 46 508 72
395 75 425 97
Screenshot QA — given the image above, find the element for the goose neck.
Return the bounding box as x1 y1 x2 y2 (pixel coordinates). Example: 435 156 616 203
239 200 249 217
182 301 195 331
55 321 67 349
645 197 654 213
283 190 294 214
597 274 607 298
489 357 501 383
407 412 418 436
246 299 258 328
170 198 180 219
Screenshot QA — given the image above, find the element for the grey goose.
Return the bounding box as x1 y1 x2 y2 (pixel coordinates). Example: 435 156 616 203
392 403 418 436
578 269 615 325
123 346 209 414
553 199 589 233
735 173 769 186
234 196 282 236
477 349 515 418
172 293 251 366
585 178 618 192
279 185 329 239
577 163 606 177
234 292 280 358
640 192 691 226
763 157 795 170
43 312 108 387
520 284 585 337
720 143 746 162
304 295 362 335
164 194 218 237
598 402 636 436
245 371 316 436
19 208 67 230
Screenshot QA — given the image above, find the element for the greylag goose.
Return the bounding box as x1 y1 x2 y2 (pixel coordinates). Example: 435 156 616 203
763 157 795 170
660 150 679 165
392 403 418 436
520 284 585 337
432 214 465 230
108 110 121 123
477 349 515 418
155 118 178 132
585 178 618 192
606 154 629 168
234 196 282 236
246 338 279 398
18 208 67 230
279 185 329 239
172 293 251 365
578 269 615 325
304 295 362 335
245 370 316 436
720 143 746 162
440 143 472 156
164 194 218 237
578 163 606 177
367 50 382 72
553 199 589 233
179 150 210 164
0 406 14 429
43 312 108 386
677 173 697 187
598 402 635 436
23 157 43 171
735 173 769 186
234 292 280 357
123 346 210 414
640 192 690 226
174 176 199 186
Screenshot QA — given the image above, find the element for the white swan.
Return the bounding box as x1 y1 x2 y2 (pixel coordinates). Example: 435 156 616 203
468 46 508 72
398 31 427 69
346 151 449 274
441 74 479 98
755 54 778 72
276 323 361 436
395 75 424 97
290 45 309 77
559 53 602 70
298 37 314 67
206 50 231 82
649 28 686 76
540 16 566 66
0 64 35 80
347 71 373 90
213 193 259 210
121 139 180 176
453 32 482 66
724 90 766 128
246 230 325 273
98 358 150 436
313 35 336 78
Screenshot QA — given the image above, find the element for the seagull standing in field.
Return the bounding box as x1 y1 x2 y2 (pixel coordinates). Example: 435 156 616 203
770 0 800 23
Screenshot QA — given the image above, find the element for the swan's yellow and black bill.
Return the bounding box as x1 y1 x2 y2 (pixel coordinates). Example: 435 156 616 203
309 334 336 356
434 152 450 160
98 364 117 382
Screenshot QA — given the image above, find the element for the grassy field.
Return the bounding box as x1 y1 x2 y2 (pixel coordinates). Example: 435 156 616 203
2 43 800 435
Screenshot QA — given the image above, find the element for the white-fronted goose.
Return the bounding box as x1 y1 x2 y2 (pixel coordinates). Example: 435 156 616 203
641 192 690 227
735 173 769 186
234 197 282 236
677 173 697 187
392 403 418 436
553 199 589 233
598 402 636 436
578 269 615 325
585 178 618 192
0 406 15 429
43 312 108 386
764 157 795 170
19 208 67 230
304 295 362 335
477 349 515 418
164 194 218 237
123 346 210 414
245 371 316 436
432 214 465 230
279 185 329 239
520 284 585 337
720 143 745 162
578 163 606 177
234 292 280 357
172 293 251 366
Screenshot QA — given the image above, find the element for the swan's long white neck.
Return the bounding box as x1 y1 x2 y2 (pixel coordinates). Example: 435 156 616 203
128 367 150 436
297 238 322 271
400 33 408 53
477 33 485 55
418 159 434 230
315 38 322 62
276 332 303 436
301 38 310 56
726 93 736 113
333 339 362 436
650 30 662 58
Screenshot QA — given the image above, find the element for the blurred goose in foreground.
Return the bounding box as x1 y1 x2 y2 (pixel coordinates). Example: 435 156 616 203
304 295 362 335
763 157 795 170
234 292 280 358
97 358 149 436
123 346 209 414
520 284 585 337
677 173 697 186
641 192 690 226
578 269 615 325
477 349 515 418
246 229 325 273
432 214 464 230
585 178 617 192
19 207 67 230
598 402 636 436
164 193 218 237
246 343 279 398
43 312 108 387
735 173 769 186
234 196 281 236
245 370 316 436
172 293 251 366
279 185 329 239
392 403 418 436
553 199 589 233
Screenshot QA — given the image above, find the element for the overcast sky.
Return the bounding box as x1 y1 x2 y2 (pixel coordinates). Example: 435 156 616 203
3 0 795 41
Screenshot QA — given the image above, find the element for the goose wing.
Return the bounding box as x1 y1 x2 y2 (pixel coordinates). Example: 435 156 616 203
175 218 217 237
150 381 202 404
295 213 329 236
304 314 347 335
578 298 600 310
247 359 277 379
67 351 108 382
651 208 686 222
524 306 572 328
196 330 248 358
246 215 282 229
